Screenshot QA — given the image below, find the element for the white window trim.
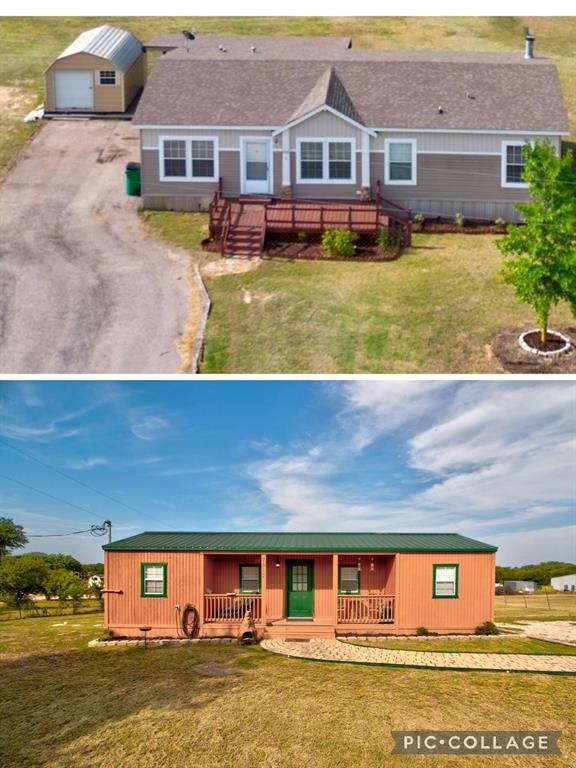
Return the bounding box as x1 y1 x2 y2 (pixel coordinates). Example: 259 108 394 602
239 136 273 195
384 138 417 186
501 140 530 189
98 70 117 86
159 135 219 183
296 137 357 185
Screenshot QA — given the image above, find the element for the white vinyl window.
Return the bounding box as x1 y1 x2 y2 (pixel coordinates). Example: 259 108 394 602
433 565 458 598
339 565 360 594
297 139 356 183
240 565 261 594
142 564 166 596
159 137 219 182
99 70 117 86
501 142 529 188
385 139 417 185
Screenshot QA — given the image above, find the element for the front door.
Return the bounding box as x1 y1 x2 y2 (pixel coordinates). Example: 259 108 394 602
286 561 314 618
243 139 271 195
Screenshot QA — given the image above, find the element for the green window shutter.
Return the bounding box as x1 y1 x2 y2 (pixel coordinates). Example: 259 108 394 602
433 563 459 599
140 562 167 597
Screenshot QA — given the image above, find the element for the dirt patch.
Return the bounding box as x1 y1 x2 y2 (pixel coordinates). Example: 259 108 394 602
263 241 401 262
194 662 237 677
202 258 262 277
0 85 32 116
491 326 576 372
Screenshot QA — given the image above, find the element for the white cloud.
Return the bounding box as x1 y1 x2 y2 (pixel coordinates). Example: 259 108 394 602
67 457 109 470
130 415 168 441
488 525 576 566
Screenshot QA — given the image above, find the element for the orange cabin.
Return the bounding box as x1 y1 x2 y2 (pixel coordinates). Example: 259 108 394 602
103 531 497 640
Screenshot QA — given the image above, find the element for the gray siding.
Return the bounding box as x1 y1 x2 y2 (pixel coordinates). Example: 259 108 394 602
291 153 362 199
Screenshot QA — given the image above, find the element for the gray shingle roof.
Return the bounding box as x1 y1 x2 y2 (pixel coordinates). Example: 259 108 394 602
133 50 569 133
103 531 497 553
57 25 142 72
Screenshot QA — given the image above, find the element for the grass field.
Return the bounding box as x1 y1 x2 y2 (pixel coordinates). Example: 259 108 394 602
495 592 576 623
347 637 576 654
1 613 576 768
200 233 573 373
0 598 102 623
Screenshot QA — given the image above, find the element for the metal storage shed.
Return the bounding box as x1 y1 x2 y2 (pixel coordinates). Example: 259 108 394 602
44 25 146 114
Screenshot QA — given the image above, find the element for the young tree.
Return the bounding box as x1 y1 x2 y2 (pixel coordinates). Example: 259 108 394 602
0 518 28 557
497 141 576 343
0 555 48 616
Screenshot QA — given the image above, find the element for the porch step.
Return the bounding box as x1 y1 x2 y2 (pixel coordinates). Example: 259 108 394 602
224 223 265 257
264 622 336 640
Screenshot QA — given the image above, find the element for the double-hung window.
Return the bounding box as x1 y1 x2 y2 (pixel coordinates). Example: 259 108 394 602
298 139 355 183
502 142 528 187
385 139 417 185
160 137 218 181
240 565 261 594
433 564 459 598
99 70 116 85
141 563 167 597
339 565 360 594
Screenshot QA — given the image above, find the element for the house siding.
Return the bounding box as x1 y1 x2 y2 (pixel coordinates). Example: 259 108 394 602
290 152 363 199
290 111 363 146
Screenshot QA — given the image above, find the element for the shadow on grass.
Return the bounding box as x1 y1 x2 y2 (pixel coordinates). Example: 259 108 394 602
0 643 271 767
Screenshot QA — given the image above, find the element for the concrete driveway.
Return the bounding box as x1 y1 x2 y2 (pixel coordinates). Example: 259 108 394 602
0 121 189 373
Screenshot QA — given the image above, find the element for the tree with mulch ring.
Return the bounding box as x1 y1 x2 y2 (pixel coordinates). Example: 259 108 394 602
493 141 576 363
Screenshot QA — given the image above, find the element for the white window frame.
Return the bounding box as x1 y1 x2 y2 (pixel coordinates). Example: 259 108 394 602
159 136 219 183
296 137 356 185
384 138 417 186
501 141 530 189
98 70 117 86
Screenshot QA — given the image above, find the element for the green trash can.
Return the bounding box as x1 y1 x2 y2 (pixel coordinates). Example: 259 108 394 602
125 162 141 197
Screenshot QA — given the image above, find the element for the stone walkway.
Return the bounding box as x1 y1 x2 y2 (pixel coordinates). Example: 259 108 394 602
261 638 576 675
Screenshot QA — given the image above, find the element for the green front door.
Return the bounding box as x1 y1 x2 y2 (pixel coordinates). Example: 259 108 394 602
286 561 314 618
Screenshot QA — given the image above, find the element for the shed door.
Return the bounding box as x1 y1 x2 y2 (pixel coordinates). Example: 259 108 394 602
54 71 94 109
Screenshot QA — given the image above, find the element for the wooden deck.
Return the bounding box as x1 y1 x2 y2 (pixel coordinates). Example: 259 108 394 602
209 186 412 258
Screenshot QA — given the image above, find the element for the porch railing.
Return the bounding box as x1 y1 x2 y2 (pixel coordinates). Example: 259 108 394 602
337 595 395 624
204 594 262 623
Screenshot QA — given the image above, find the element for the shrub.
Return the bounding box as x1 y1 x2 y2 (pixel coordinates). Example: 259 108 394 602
494 217 506 227
416 626 430 636
321 229 358 258
377 228 401 251
412 211 425 223
454 211 465 227
475 621 499 636
297 231 307 243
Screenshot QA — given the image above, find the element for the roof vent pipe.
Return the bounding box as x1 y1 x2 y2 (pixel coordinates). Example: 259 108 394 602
524 28 535 59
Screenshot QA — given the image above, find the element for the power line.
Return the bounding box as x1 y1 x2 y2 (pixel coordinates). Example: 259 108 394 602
0 436 142 516
28 522 110 538
0 472 97 516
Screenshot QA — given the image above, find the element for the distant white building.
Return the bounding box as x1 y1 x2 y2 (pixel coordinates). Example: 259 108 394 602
551 574 576 592
502 580 536 593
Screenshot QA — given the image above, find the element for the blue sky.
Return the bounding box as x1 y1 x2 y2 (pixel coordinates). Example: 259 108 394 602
0 380 574 566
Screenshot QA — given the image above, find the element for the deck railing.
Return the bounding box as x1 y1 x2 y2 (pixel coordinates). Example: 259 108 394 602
204 594 262 623
337 595 395 624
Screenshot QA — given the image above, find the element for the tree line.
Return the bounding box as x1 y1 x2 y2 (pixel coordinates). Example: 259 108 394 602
0 516 104 615
495 561 576 587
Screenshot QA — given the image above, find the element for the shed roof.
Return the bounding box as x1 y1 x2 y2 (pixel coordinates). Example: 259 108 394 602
103 531 497 553
56 25 142 72
133 50 569 133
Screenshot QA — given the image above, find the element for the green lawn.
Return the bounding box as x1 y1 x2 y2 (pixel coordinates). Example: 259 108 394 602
200 233 573 373
0 598 102 623
495 592 576 624
2 613 576 768
347 637 576 654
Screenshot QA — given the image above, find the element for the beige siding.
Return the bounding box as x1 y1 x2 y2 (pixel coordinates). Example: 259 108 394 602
290 111 363 145
141 128 273 151
372 132 562 154
45 51 145 113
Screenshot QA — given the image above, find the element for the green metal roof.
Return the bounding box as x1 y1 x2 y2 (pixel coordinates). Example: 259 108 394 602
103 531 497 553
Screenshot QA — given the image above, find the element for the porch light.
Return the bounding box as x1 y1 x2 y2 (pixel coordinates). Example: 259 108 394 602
357 558 361 572
370 557 375 572
275 557 280 568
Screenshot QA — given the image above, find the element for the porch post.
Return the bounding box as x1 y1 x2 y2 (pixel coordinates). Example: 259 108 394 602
332 553 339 627
281 128 292 197
261 553 267 625
198 552 205 627
361 131 371 198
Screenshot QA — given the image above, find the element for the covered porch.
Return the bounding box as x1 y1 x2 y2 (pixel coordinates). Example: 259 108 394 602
201 552 396 639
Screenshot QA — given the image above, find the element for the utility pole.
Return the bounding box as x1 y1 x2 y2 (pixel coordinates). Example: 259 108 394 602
103 520 112 544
